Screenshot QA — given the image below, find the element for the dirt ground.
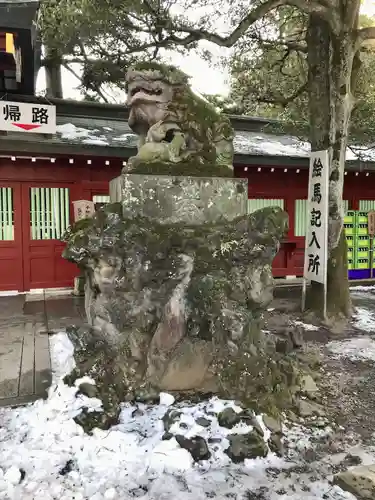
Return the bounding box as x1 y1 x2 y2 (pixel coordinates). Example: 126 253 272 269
264 286 375 444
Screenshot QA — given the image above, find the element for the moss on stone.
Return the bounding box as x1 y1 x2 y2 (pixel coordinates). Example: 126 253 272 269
216 344 299 416
129 161 233 178
129 61 189 85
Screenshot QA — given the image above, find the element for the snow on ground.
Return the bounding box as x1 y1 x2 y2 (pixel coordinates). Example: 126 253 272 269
293 320 319 331
350 285 375 293
328 336 375 362
0 332 366 499
352 307 375 332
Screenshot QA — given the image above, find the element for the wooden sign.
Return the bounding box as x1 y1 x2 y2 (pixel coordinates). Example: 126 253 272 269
73 200 95 222
0 100 56 134
368 211 375 236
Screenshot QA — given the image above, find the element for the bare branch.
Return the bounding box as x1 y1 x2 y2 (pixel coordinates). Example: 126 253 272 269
160 0 330 48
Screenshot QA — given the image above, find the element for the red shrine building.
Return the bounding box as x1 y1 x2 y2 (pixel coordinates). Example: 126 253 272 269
1 0 375 295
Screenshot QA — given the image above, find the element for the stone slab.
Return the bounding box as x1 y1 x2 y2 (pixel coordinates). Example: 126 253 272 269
18 324 35 397
110 174 248 225
0 325 23 399
335 464 375 499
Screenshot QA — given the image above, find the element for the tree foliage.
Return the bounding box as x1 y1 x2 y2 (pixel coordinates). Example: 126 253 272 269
208 10 375 144
38 0 184 100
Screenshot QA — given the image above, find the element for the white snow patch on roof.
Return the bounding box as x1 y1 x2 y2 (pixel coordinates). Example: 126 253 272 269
233 131 375 160
112 134 138 142
56 123 91 140
81 138 110 146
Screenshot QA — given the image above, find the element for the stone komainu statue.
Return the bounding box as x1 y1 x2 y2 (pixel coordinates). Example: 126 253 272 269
125 62 234 171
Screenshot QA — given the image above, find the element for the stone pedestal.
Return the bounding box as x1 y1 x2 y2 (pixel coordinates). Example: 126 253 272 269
109 174 247 224
63 172 290 421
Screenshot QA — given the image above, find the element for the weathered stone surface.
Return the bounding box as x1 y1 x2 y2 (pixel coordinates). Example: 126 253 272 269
63 173 290 416
218 408 242 429
196 417 211 428
175 435 211 462
297 400 325 418
334 464 375 499
263 415 283 435
225 432 268 463
269 433 284 457
78 382 98 399
162 409 182 432
109 174 247 225
299 375 318 396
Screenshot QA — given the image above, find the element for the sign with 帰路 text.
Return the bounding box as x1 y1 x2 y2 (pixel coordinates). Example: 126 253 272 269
0 101 56 134
303 150 329 285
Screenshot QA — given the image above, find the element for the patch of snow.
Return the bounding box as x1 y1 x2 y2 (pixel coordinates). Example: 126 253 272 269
328 336 375 362
350 285 375 292
159 392 175 406
294 320 319 331
0 331 368 499
56 123 91 140
112 133 137 142
352 307 375 332
81 138 110 146
232 130 375 161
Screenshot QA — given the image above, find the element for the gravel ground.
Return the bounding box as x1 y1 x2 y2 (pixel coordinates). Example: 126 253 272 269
264 286 375 443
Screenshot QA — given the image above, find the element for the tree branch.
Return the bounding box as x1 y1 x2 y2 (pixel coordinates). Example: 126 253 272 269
62 62 109 103
250 82 308 107
160 0 330 48
357 26 375 44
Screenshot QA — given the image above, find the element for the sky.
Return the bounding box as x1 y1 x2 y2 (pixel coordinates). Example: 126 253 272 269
36 0 375 102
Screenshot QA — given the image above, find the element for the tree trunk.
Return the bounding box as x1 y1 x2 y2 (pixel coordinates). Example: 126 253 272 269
44 47 63 99
305 12 358 318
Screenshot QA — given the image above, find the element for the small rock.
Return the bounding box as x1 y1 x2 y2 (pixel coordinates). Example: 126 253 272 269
162 409 182 431
249 416 264 437
225 431 268 463
208 437 222 444
217 408 241 429
275 337 293 354
288 326 304 348
59 460 75 476
285 411 299 423
175 435 211 462
196 417 211 428
269 433 284 457
78 382 98 398
334 464 375 500
159 392 175 406
300 375 318 396
4 466 21 485
297 400 325 418
263 415 282 435
344 454 362 467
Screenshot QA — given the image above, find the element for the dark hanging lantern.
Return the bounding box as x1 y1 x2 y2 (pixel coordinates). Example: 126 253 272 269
0 0 40 95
